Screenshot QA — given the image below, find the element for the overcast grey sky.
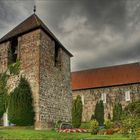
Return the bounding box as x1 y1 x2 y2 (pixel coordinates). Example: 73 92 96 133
0 0 140 71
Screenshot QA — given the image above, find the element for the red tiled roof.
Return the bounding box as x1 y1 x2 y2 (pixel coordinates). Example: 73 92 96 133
0 14 72 57
72 63 140 90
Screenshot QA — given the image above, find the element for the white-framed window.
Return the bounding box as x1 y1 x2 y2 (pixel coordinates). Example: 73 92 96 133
101 93 106 103
81 95 84 105
125 91 131 101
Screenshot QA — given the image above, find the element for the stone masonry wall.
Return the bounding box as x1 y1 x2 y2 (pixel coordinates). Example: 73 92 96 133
39 30 72 129
0 28 72 130
18 29 40 129
0 29 41 128
73 83 140 122
0 42 9 73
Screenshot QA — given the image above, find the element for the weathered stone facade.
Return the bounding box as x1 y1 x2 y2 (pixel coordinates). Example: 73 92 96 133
73 83 140 122
0 21 72 129
39 30 72 129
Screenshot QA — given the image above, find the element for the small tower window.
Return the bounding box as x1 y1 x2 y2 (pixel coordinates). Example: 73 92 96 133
54 42 61 69
8 38 18 64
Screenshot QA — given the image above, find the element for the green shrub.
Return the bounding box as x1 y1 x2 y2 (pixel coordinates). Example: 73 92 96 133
124 100 140 117
90 119 99 134
72 95 83 128
136 128 140 140
122 101 140 139
113 103 122 122
0 61 20 118
122 115 139 139
0 73 8 118
95 100 104 126
104 119 113 129
8 60 20 75
8 77 35 126
80 122 90 129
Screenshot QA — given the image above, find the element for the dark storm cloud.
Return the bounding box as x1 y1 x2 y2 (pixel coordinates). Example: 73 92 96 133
0 0 34 36
44 0 126 32
0 0 140 71
78 0 126 30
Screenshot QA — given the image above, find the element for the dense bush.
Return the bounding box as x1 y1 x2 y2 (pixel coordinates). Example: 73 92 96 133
0 88 6 118
121 101 140 139
80 122 90 129
72 95 83 128
90 119 99 134
104 119 113 129
8 77 35 126
94 100 104 126
0 61 20 118
8 60 20 75
0 73 8 118
113 103 122 122
122 115 139 139
124 100 140 117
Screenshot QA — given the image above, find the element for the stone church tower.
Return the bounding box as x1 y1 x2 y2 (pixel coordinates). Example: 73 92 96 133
0 14 73 129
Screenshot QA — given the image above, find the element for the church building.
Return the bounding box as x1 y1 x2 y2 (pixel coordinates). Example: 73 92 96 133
72 62 140 122
0 14 72 129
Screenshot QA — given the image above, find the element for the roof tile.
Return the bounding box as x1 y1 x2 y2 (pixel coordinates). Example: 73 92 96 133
72 63 140 90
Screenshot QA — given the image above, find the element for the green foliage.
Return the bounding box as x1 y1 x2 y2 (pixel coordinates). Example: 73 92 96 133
124 100 140 117
94 100 104 126
0 73 9 117
113 103 122 122
80 122 91 129
122 101 140 139
8 77 35 126
90 119 99 134
122 115 139 139
8 59 20 75
104 119 113 129
72 95 83 128
0 61 20 118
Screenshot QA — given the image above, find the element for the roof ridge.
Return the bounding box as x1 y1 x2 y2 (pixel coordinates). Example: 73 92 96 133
34 14 41 26
72 62 140 73
0 13 73 57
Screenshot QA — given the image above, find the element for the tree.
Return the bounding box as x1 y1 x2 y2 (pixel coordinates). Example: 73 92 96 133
8 77 35 126
72 95 83 128
95 100 104 126
113 103 122 122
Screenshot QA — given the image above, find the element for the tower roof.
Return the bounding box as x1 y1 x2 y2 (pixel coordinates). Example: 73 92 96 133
0 14 72 57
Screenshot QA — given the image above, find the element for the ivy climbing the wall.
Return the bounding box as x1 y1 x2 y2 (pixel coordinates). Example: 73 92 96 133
8 77 35 126
0 60 20 121
0 72 8 118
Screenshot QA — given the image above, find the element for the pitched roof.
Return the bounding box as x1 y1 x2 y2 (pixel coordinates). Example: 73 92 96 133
72 62 140 90
0 14 72 57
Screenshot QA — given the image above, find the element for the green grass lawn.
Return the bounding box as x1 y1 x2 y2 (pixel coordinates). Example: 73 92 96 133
0 127 130 140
